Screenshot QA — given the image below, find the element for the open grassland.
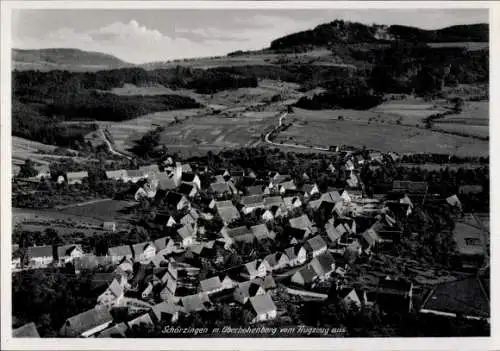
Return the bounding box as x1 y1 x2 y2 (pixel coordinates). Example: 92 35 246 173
437 101 488 124
371 97 447 125
432 124 488 139
57 199 135 222
274 118 488 157
427 42 489 50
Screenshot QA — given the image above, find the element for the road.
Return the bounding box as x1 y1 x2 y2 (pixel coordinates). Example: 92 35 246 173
264 112 330 151
100 128 133 160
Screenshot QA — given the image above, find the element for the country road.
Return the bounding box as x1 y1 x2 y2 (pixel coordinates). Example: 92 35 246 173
100 128 133 160
264 112 330 151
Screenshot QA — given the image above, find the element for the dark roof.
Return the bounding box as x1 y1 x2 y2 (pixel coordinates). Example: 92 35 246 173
108 245 132 257
26 245 53 258
97 322 128 338
178 183 195 196
241 195 264 206
181 172 197 182
294 266 316 283
60 306 113 337
378 279 412 295
246 185 264 196
420 277 489 319
56 244 82 257
306 235 327 252
165 191 184 205
210 182 230 194
12 322 40 338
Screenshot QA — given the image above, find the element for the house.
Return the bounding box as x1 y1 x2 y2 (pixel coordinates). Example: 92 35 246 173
176 224 197 248
419 277 489 321
131 242 157 262
452 218 487 269
66 171 88 185
105 169 127 181
445 194 462 210
458 185 483 195
210 182 231 196
165 192 190 211
377 278 414 313
125 169 144 183
158 173 179 190
273 174 291 184
25 245 54 268
321 191 342 204
301 183 320 198
234 281 266 304
248 293 277 323
392 180 428 195
59 305 114 337
240 195 265 214
244 259 270 279
150 301 184 324
181 172 201 189
360 227 383 253
199 276 224 295
246 185 265 196
278 180 297 194
337 289 361 311
180 209 199 227
262 206 285 222
221 226 254 246
308 252 336 280
107 245 133 264
139 164 160 178
290 266 317 286
215 201 241 225
178 183 197 198
251 224 272 242
263 196 285 209
284 245 307 267
304 235 328 258
97 277 125 306
153 237 175 254
127 313 155 329
325 219 342 245
103 221 116 232
97 323 128 338
283 196 302 210
56 244 84 264
263 252 289 271
181 293 213 313
346 172 360 188
289 214 315 236
12 322 40 338
141 274 162 299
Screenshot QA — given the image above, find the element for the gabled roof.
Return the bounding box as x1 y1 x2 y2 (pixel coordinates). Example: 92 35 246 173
309 252 335 277
26 245 53 258
306 235 327 252
181 172 197 182
246 185 265 196
289 214 313 231
165 192 185 205
251 224 271 241
302 183 318 194
245 260 264 276
210 182 231 194
13 322 40 338
284 244 304 260
420 277 489 319
66 171 88 180
215 200 233 208
153 237 171 251
131 242 155 257
200 276 222 292
108 278 124 298
325 220 342 242
283 196 301 208
158 174 177 190
249 293 277 316
273 174 290 184
263 196 284 208
178 183 195 196
236 281 263 299
279 180 296 191
127 169 143 178
320 191 341 203
128 313 154 328
60 306 113 337
217 204 240 223
150 301 184 321
241 195 264 206
264 252 288 267
293 266 316 284
177 224 196 240
181 294 211 313
105 169 127 179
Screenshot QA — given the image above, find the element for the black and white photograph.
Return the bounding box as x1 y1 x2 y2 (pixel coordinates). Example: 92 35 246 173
1 1 496 349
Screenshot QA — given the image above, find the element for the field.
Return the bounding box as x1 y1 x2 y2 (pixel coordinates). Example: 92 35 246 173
431 101 488 139
432 124 489 139
57 199 136 222
371 97 447 125
427 42 489 50
157 112 278 157
274 117 489 157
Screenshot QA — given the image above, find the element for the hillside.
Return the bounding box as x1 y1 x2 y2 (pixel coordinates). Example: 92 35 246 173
270 21 488 51
12 48 133 71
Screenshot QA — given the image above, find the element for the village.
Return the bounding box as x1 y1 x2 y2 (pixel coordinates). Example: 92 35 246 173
11 145 490 338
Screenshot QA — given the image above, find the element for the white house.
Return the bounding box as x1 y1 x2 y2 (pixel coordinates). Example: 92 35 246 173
284 245 307 267
248 293 277 323
244 259 269 280
181 173 202 190
97 277 126 306
131 242 157 262
25 245 54 268
233 281 265 304
57 244 84 264
177 223 197 248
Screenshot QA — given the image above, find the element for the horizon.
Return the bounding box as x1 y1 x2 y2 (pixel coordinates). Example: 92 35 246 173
12 9 489 64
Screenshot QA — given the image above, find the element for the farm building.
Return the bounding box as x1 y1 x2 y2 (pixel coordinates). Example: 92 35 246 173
66 171 88 185
60 305 113 338
247 293 277 323
103 221 116 232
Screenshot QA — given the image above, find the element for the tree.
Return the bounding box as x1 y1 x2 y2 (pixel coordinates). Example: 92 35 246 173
18 159 38 178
